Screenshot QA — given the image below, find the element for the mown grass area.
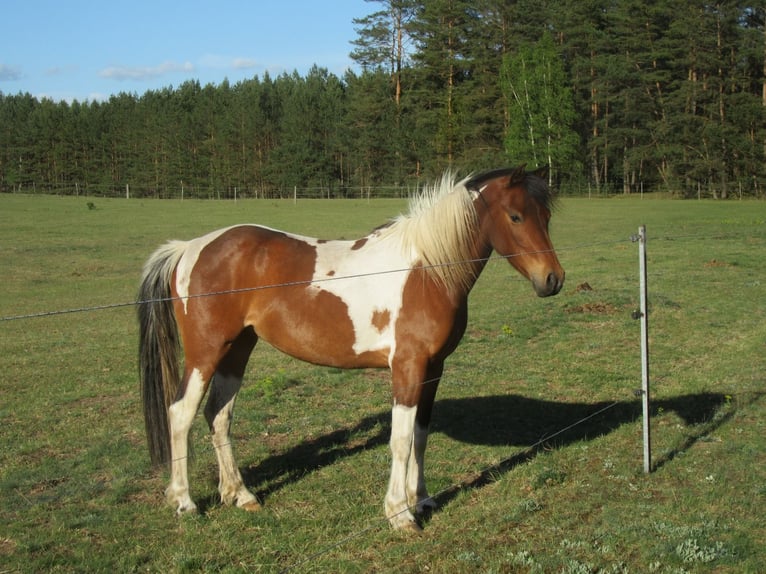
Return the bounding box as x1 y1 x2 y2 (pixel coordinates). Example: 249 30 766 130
0 193 764 573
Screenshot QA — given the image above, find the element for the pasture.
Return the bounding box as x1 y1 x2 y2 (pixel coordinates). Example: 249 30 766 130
1 192 764 573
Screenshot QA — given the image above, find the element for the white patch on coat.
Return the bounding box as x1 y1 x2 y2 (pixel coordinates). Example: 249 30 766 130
305 233 413 362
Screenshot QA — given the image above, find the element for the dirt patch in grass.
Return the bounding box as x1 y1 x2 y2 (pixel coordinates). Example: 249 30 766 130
0 536 18 556
704 258 734 268
28 476 69 495
565 302 618 315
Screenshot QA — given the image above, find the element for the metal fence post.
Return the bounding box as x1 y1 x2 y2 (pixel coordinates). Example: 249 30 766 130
637 225 652 473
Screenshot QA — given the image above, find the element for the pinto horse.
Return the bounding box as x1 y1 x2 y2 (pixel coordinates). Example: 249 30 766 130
138 165 564 530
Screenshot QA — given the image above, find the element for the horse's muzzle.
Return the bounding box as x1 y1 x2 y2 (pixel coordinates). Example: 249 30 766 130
534 271 565 297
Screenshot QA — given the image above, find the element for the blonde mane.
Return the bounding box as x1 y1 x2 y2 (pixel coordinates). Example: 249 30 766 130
381 171 479 293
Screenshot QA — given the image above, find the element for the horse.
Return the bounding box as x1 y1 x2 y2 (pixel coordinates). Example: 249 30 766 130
137 165 564 531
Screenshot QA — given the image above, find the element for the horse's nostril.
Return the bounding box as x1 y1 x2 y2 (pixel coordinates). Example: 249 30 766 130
541 271 564 296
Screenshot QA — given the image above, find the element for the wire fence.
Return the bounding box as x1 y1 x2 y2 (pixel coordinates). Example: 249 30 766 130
5 178 765 200
0 240 624 323
0 229 743 324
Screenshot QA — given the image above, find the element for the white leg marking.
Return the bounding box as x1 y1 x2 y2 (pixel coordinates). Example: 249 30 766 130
205 372 260 511
166 368 207 514
385 404 419 529
407 422 436 513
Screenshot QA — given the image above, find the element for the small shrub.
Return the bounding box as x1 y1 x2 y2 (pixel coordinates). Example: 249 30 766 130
253 370 291 402
675 538 728 564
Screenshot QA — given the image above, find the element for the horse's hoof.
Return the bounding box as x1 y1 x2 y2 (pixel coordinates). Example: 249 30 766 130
398 520 423 534
175 502 198 515
389 512 423 533
415 498 438 514
240 500 263 512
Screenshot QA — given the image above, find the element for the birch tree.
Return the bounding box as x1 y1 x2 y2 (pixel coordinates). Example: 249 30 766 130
500 32 578 183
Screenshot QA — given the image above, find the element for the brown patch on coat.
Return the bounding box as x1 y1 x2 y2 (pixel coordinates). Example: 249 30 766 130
372 309 391 332
352 237 368 250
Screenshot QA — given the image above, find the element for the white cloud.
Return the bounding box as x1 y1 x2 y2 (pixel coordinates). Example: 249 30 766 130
232 57 258 70
199 54 260 71
99 61 194 81
0 63 23 82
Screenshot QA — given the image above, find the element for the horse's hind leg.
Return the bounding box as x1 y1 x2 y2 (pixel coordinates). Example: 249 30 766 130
166 366 210 514
204 327 261 511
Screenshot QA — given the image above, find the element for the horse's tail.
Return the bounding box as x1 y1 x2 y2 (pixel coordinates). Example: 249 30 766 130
137 240 187 466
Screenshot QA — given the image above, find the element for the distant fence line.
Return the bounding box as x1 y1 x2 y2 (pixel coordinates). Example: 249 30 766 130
2 182 413 200
3 179 764 200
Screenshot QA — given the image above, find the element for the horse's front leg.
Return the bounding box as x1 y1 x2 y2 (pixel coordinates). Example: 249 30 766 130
385 357 431 531
166 367 209 514
406 365 442 515
406 420 433 513
386 403 420 530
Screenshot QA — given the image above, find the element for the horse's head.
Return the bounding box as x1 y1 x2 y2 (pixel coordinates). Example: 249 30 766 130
468 165 565 297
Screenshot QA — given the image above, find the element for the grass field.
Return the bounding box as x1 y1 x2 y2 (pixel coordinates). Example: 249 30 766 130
0 192 764 573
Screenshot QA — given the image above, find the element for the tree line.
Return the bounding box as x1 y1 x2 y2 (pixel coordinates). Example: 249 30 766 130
1 0 764 199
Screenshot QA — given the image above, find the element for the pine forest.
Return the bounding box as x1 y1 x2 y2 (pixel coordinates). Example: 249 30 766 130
1 1 764 199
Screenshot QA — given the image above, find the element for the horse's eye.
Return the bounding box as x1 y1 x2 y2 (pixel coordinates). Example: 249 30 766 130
510 214 523 224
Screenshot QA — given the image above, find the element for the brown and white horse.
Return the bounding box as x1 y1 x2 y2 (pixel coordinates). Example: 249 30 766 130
138 165 564 530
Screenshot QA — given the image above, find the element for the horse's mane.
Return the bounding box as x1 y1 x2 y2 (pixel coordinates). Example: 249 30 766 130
465 166 556 213
380 171 479 293
376 167 554 293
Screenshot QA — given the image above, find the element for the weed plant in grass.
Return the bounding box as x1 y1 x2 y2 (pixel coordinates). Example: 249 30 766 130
0 193 764 572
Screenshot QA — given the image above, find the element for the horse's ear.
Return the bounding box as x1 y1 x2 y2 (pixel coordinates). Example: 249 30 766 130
509 164 527 184
534 165 549 180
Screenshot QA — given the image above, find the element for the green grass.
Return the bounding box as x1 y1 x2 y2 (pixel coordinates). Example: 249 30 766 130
1 193 764 573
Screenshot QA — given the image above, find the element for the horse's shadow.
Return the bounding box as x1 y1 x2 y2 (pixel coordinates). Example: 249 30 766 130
427 392 734 511
218 392 729 514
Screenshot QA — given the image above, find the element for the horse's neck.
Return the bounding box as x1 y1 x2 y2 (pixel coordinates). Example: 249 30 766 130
467 241 493 289
468 199 496 287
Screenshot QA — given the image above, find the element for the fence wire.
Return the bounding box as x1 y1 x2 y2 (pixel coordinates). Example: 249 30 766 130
2 229 753 323
0 237 632 323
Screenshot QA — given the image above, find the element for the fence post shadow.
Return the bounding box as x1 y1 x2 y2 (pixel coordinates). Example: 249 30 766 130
651 391 763 471
426 391 732 518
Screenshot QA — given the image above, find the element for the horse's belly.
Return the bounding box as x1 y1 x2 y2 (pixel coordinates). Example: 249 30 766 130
258 320 392 369
250 287 394 369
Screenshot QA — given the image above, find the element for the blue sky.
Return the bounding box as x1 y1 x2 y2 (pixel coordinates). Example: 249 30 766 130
0 0 372 102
